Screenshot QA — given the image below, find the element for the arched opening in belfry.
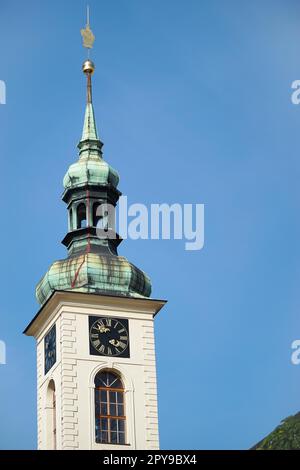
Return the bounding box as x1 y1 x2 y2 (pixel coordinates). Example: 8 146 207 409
93 202 102 227
69 208 73 231
77 203 87 229
93 202 109 230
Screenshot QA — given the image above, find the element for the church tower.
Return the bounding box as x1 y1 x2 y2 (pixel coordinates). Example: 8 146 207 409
24 18 166 451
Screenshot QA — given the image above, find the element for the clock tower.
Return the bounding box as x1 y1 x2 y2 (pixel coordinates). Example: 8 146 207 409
24 19 166 450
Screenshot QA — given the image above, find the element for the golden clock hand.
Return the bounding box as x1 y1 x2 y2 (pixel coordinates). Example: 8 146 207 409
97 324 110 333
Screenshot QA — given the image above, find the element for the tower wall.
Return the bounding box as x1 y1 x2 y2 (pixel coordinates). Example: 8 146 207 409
35 294 162 450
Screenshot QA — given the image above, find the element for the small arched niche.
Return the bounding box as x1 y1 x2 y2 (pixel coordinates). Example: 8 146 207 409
46 379 57 450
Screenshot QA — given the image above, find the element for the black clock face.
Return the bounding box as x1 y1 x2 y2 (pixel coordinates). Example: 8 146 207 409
89 316 130 358
44 324 56 375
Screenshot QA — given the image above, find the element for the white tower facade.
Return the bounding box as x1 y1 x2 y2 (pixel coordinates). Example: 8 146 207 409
25 292 165 450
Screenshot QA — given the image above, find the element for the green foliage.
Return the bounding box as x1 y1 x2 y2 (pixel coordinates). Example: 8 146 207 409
255 412 300 450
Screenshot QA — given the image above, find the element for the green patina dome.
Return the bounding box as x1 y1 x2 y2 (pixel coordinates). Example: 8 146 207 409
63 156 119 190
36 253 152 305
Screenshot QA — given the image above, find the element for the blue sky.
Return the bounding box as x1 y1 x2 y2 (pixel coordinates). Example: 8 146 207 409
1 0 300 450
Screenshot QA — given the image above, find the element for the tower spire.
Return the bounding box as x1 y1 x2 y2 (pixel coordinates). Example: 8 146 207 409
79 8 100 148
81 60 98 142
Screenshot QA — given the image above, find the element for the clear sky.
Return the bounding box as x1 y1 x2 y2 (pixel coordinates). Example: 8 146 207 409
1 0 300 450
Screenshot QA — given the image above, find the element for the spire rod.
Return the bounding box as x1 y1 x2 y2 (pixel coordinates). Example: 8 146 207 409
79 8 101 147
86 5 91 58
80 7 96 101
87 4 90 26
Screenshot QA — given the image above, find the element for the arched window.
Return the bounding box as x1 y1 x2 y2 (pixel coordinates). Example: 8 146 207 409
46 380 57 450
94 370 126 445
77 203 87 229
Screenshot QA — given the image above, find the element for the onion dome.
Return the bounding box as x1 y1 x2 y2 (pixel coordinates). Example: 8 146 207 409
36 253 152 306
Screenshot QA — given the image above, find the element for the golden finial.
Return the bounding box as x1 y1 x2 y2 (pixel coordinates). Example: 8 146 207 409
82 60 95 75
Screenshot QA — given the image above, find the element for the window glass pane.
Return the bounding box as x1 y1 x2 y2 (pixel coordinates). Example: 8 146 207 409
100 418 108 431
95 417 100 441
101 372 109 387
95 372 106 388
100 431 108 443
95 392 100 416
118 432 125 445
117 392 123 404
109 391 117 404
111 431 118 444
113 378 123 389
110 419 117 431
100 403 108 415
104 372 110 387
110 404 116 417
108 372 117 387
118 419 125 432
100 390 107 403
117 404 124 417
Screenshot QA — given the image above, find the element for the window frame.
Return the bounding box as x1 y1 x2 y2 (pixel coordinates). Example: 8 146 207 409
94 371 126 445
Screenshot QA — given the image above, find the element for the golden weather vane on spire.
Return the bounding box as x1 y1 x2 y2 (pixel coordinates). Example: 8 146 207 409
81 6 95 104
80 5 95 51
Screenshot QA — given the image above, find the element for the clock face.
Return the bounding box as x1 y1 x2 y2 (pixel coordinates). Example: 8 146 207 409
44 324 56 375
89 316 130 358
